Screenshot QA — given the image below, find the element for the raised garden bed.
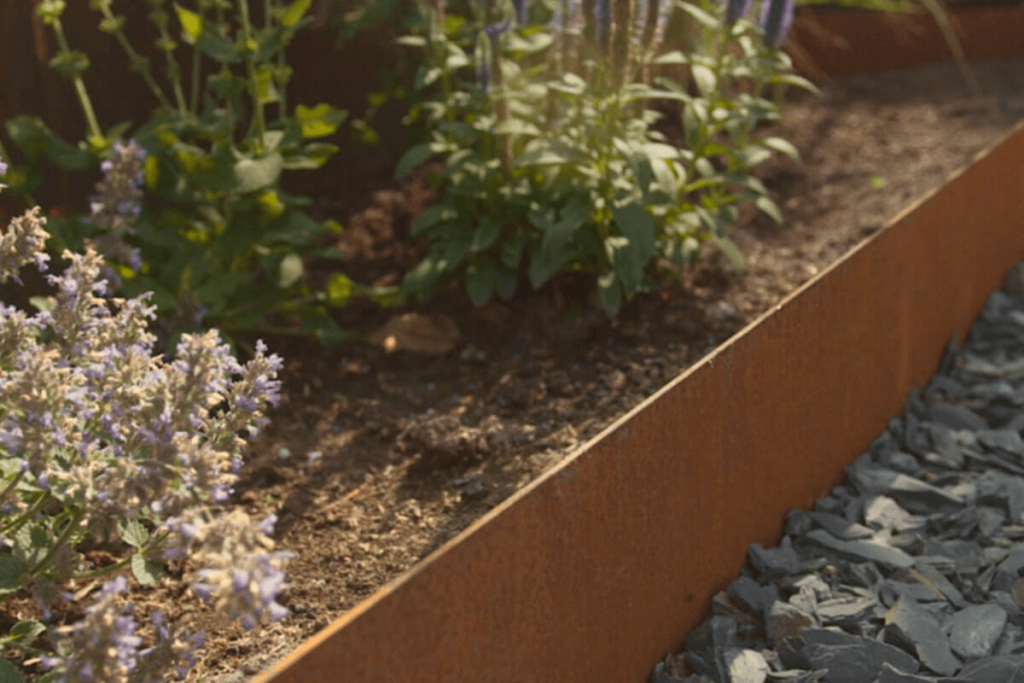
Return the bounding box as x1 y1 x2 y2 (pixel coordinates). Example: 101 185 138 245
3 4 1024 682
220 6 1024 683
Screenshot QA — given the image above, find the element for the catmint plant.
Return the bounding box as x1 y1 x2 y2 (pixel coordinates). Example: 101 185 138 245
0 157 292 682
396 0 816 315
2 0 392 357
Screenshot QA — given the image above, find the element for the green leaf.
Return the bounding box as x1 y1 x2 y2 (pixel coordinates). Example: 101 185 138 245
652 51 690 65
395 35 427 47
283 142 338 170
0 658 25 683
494 266 517 301
12 522 49 568
711 233 745 272
5 116 95 170
327 272 354 307
174 4 204 43
411 205 448 235
466 257 497 307
195 23 242 63
691 65 717 99
396 143 435 178
754 195 782 223
0 556 23 591
760 136 800 161
278 253 304 288
279 0 312 26
234 152 284 193
768 73 821 95
131 553 165 585
6 619 46 647
673 0 719 28
470 218 501 252
493 119 541 137
119 519 149 548
608 203 655 298
500 231 526 269
294 103 348 139
529 195 591 290
48 50 90 79
597 270 623 318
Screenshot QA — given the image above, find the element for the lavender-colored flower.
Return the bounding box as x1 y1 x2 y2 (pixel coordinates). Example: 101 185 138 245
760 0 794 47
86 140 147 290
595 0 611 50
724 0 751 23
511 0 528 25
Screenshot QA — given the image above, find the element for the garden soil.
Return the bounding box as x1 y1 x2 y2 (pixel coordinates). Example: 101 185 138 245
9 57 1024 681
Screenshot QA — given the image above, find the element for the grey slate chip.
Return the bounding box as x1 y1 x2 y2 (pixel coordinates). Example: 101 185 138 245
866 496 926 533
929 402 989 432
749 538 801 578
877 662 959 683
728 574 777 615
722 648 770 683
806 511 874 540
805 529 915 569
794 628 920 683
979 429 1024 456
883 596 960 676
814 593 877 627
765 670 827 683
947 604 1008 660
764 601 815 648
954 654 1024 682
913 564 967 608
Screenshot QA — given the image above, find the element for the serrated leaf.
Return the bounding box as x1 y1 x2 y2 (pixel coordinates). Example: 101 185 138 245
278 253 304 288
755 195 782 223
0 658 25 683
119 519 149 548
0 556 23 591
175 4 204 43
294 103 347 139
48 50 90 80
131 554 165 585
760 136 800 161
12 523 48 568
7 620 46 646
691 64 717 99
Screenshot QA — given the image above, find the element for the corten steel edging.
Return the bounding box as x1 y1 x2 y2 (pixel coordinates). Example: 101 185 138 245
788 4 1024 77
255 124 1024 682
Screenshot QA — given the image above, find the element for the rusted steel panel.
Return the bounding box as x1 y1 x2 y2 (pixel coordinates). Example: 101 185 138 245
789 5 1024 76
256 121 1024 683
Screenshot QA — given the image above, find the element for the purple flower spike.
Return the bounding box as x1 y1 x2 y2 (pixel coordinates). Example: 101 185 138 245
484 17 511 40
0 158 7 177
511 0 528 25
724 0 751 23
760 0 794 47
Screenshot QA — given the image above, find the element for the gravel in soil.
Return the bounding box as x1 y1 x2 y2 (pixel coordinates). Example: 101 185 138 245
7 58 1024 682
651 263 1024 683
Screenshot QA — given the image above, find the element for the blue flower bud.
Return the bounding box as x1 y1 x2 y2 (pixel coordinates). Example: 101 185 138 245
760 0 794 47
724 0 751 23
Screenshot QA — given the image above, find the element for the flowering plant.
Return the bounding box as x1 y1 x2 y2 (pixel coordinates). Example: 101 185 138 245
396 0 817 315
0 0 380 356
0 158 291 682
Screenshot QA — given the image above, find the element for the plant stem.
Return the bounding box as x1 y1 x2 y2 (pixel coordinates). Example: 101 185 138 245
93 4 173 110
237 0 267 153
49 19 103 142
27 508 85 579
71 530 171 580
0 491 52 540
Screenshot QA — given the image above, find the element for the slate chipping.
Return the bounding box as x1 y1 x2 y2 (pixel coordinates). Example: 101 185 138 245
649 262 1024 683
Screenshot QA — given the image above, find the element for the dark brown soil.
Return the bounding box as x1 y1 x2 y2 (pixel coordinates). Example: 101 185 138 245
17 58 1024 682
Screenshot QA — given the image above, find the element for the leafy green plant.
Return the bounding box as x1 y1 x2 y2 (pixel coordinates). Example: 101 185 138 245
1 0 389 356
396 0 817 316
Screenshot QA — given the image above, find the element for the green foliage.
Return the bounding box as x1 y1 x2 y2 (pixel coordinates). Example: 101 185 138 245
2 0 386 354
396 0 817 317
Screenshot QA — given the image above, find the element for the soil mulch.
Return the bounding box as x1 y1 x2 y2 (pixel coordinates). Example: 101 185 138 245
8 57 1024 682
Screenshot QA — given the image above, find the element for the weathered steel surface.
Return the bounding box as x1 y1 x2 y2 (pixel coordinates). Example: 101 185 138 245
256 120 1024 683
789 5 1024 77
